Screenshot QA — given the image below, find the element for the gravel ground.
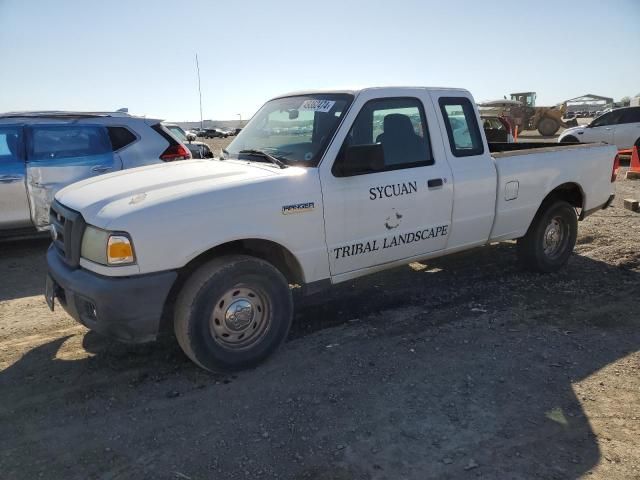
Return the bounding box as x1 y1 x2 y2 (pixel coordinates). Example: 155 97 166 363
1 161 639 479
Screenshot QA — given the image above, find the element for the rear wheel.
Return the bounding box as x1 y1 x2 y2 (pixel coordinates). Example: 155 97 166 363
538 118 560 137
517 200 577 273
174 255 293 372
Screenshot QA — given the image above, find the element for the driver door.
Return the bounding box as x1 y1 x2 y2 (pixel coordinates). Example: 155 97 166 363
581 110 619 145
26 124 120 229
319 91 454 278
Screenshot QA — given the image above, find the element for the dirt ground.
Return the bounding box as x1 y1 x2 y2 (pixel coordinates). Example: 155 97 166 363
1 157 640 479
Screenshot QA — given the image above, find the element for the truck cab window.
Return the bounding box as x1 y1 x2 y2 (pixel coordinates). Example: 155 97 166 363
339 97 433 172
439 97 484 157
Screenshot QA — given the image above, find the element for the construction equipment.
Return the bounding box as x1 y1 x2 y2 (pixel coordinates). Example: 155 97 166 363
478 92 577 137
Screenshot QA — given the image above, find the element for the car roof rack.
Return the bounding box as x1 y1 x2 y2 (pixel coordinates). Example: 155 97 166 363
0 109 134 119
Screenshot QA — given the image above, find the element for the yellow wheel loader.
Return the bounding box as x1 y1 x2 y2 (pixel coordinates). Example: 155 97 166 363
479 92 578 137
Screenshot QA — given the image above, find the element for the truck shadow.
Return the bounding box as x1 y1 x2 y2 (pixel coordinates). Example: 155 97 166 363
1 243 639 479
0 238 50 301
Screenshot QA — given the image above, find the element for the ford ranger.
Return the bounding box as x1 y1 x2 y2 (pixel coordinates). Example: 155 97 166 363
45 87 618 372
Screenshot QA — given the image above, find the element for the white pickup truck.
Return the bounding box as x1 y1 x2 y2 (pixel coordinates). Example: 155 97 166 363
46 87 618 372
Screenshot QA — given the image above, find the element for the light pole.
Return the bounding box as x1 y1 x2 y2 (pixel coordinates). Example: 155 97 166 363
196 54 203 130
237 113 241 127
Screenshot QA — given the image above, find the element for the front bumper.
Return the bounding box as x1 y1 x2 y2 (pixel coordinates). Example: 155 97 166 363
46 246 177 343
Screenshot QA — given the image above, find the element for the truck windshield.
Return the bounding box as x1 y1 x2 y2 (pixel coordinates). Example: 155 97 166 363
224 94 353 166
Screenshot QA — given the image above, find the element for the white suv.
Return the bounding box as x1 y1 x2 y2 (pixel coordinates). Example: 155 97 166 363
559 106 640 149
0 111 191 236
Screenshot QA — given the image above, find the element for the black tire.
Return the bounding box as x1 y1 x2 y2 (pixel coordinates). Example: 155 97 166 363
516 200 578 273
174 255 293 372
561 135 579 143
538 118 559 137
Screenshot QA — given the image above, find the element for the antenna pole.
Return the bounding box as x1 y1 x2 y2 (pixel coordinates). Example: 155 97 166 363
196 53 203 130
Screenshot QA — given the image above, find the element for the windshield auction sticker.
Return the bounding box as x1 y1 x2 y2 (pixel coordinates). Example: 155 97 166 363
299 99 336 113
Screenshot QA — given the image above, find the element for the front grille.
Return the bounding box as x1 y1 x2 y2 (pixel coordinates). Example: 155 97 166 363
50 201 86 268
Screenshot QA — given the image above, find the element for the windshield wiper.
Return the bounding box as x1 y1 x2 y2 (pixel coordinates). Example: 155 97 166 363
238 149 288 169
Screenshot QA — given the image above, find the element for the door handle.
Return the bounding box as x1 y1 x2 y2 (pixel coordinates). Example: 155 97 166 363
427 178 443 188
0 175 23 183
91 165 112 173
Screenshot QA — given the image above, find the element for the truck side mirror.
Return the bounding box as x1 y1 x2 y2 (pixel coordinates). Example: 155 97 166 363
334 144 385 176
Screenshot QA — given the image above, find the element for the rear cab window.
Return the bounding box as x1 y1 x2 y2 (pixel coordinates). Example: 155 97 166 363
28 125 112 162
439 97 484 157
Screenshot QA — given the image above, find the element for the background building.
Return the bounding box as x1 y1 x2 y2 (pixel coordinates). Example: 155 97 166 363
564 94 613 114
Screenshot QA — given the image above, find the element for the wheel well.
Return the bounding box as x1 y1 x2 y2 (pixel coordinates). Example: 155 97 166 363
542 182 584 212
560 135 579 143
159 239 305 333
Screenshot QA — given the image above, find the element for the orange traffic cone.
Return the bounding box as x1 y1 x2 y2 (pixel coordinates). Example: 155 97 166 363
626 146 640 180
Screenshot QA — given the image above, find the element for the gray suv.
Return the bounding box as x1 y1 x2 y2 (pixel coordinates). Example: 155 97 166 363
0 110 191 238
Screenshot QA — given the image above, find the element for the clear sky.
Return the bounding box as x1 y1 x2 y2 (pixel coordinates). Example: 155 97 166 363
1 0 638 121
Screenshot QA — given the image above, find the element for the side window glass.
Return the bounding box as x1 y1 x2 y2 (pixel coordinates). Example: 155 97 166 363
590 112 610 127
439 97 484 157
107 127 137 150
340 97 433 171
0 127 22 162
620 108 640 124
29 126 111 162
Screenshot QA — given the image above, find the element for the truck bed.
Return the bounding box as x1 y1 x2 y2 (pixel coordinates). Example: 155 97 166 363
488 141 616 242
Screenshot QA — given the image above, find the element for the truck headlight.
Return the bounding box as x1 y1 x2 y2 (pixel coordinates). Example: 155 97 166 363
81 226 136 266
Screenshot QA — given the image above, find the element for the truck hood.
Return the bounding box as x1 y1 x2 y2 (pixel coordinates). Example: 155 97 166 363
56 159 281 225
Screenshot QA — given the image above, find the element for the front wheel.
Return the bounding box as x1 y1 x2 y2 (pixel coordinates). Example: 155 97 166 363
174 255 293 372
517 200 578 273
561 135 579 143
538 118 560 137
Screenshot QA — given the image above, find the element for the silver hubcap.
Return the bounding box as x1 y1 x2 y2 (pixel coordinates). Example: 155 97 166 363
543 217 566 258
210 286 270 350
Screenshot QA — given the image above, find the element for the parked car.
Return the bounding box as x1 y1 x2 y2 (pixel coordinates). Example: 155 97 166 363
558 106 640 149
184 130 198 140
0 111 191 237
564 112 576 120
481 115 513 143
203 128 227 138
163 123 214 159
46 87 617 372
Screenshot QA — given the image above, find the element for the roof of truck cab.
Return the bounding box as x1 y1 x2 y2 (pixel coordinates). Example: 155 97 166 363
272 86 469 99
